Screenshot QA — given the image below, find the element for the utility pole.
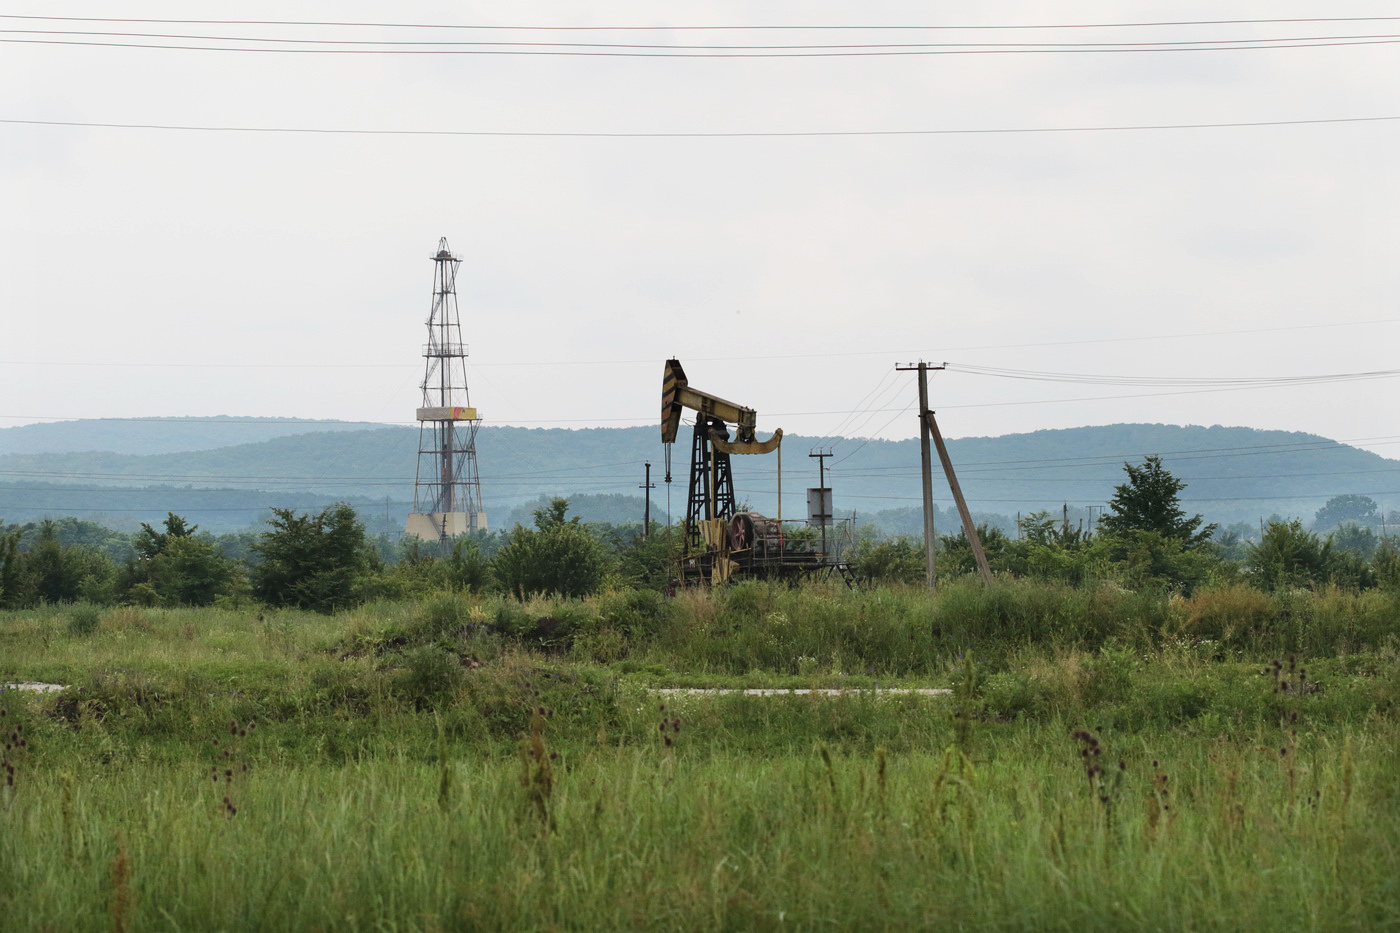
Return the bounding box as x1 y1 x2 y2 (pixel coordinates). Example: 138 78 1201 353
897 362 943 589
809 448 832 556
639 461 656 537
895 362 994 588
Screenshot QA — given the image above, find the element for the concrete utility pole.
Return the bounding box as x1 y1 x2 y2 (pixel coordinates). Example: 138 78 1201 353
897 361 994 589
897 362 943 589
639 462 656 537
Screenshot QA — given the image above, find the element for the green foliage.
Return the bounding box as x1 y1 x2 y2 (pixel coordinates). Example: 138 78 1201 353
123 513 235 607
1098 455 1215 546
0 521 117 608
446 538 491 592
850 537 925 585
250 504 373 613
938 525 1012 578
4 593 1400 931
393 645 465 710
29 520 83 603
65 601 103 636
1330 522 1379 559
491 499 612 599
1246 519 1333 591
613 525 678 591
1107 529 1220 594
0 527 20 607
1313 494 1379 533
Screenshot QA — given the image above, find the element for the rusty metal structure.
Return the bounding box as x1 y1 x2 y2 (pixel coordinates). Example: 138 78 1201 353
661 358 843 585
405 238 486 541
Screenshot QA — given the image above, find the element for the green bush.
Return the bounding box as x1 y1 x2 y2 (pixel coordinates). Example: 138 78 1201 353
66 602 102 636
393 646 464 710
491 500 612 599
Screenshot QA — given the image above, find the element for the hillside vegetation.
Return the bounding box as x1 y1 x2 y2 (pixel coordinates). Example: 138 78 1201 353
2 420 1397 533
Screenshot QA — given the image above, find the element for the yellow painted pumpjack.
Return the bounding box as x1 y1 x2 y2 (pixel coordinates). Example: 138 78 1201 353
662 358 839 586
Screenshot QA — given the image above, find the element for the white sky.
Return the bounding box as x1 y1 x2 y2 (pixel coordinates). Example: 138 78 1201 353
4 2 1399 454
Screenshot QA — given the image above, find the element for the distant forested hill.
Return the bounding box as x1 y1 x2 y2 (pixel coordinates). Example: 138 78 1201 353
0 416 376 456
2 420 1397 533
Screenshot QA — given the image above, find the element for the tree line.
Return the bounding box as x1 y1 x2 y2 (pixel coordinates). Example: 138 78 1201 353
0 498 670 613
2 457 1398 611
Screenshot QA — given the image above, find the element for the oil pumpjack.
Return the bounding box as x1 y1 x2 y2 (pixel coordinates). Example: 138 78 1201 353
661 358 842 586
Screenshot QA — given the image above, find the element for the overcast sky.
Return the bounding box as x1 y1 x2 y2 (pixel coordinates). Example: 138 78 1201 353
4 1 1399 456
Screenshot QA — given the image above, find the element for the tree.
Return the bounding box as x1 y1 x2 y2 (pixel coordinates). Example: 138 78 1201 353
148 535 234 606
28 520 83 604
121 512 233 606
1331 523 1379 560
1313 495 1379 533
1246 519 1333 590
492 498 611 598
133 512 197 562
250 504 373 612
445 537 491 592
0 528 26 608
1097 456 1215 547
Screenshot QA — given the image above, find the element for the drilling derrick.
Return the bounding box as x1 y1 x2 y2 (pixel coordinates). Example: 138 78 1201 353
404 238 487 541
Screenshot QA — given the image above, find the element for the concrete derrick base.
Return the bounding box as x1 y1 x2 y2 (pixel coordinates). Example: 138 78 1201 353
404 511 488 541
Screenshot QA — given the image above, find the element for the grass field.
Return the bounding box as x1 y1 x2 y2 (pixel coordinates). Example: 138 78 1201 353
3 582 1399 930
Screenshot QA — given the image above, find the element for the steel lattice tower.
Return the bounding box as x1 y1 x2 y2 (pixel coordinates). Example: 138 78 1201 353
404 238 486 541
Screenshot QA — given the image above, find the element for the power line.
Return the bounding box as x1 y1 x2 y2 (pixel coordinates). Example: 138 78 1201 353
2 318 1395 371
945 362 1400 388
30 36 1400 56
5 14 1400 31
6 114 1400 138
9 27 1400 54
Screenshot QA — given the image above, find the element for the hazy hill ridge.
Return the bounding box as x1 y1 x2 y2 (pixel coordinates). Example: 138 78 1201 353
2 420 1397 532
0 415 374 456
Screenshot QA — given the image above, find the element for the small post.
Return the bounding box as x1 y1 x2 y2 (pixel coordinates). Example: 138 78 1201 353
809 448 832 556
639 462 656 537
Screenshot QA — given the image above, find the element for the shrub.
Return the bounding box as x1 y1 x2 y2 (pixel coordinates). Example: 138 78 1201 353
250 504 373 613
849 538 925 586
66 602 102 636
394 646 464 710
491 500 611 599
1246 520 1332 591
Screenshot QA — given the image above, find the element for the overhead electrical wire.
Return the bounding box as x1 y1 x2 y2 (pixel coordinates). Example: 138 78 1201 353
8 26 1400 55
7 114 1400 138
945 362 1400 388
5 14 1400 31
2 319 1395 372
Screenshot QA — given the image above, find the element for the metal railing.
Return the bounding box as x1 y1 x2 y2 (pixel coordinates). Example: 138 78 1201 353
422 342 468 357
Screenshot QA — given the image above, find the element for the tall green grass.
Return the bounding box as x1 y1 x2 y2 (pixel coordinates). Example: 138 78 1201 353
3 725 1397 931
3 583 1399 929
